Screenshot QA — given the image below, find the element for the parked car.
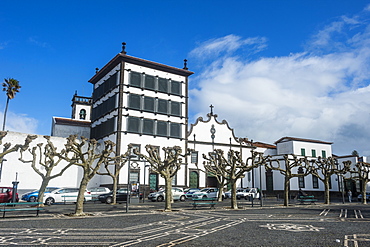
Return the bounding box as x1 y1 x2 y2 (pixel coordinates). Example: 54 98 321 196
184 188 200 198
88 187 111 200
357 192 370 202
0 187 18 203
98 188 129 204
21 187 60 202
236 188 259 200
225 188 245 199
192 188 224 200
148 187 186 202
43 188 92 205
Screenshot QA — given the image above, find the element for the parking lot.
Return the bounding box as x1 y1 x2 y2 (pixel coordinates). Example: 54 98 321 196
0 198 369 246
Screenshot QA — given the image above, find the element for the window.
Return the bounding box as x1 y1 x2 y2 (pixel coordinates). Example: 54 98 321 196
142 119 154 135
158 78 168 93
322 150 326 158
157 121 168 136
170 122 181 138
301 148 306 156
143 96 155 112
127 116 140 133
130 172 139 183
312 175 319 188
170 80 181 95
129 72 141 87
157 99 168 114
329 176 332 189
144 75 155 90
79 109 86 120
129 94 141 110
311 149 316 157
125 116 182 138
191 151 198 163
130 144 141 160
92 72 117 101
91 117 115 139
170 101 181 116
298 167 305 188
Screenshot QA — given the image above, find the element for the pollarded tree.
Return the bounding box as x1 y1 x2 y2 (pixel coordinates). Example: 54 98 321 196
19 136 73 205
202 149 268 209
200 150 229 202
349 161 370 204
60 135 116 216
266 154 310 206
135 145 190 212
0 131 36 166
97 145 132 204
311 157 351 204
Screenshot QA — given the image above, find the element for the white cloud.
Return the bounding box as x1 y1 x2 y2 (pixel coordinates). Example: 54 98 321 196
189 10 370 156
189 34 267 61
0 111 38 134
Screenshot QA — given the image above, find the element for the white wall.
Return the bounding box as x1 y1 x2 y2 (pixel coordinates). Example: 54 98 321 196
0 131 83 191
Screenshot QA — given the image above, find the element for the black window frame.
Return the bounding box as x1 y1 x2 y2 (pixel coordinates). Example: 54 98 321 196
127 116 141 133
129 71 142 87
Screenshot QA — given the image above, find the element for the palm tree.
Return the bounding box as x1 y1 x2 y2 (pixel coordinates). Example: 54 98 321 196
2 78 21 131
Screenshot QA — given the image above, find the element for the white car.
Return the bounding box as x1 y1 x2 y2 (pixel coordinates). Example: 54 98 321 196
88 187 111 200
148 187 186 202
43 188 92 205
225 188 245 199
236 188 259 200
192 188 224 200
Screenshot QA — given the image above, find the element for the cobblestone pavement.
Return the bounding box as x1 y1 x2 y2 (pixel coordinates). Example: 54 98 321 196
0 199 369 246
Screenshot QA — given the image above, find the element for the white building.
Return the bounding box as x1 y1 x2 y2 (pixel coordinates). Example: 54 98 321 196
1 45 366 199
87 44 193 190
187 109 255 189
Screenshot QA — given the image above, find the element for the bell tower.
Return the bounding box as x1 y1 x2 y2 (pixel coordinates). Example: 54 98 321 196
71 92 92 121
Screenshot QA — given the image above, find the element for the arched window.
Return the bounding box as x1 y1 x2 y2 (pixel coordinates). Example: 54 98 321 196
79 109 86 120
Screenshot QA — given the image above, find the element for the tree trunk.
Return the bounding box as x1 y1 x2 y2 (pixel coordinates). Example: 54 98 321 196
324 178 330 204
284 177 290 206
164 177 172 212
37 177 51 205
112 176 118 204
230 180 238 209
361 180 367 205
217 178 224 202
75 176 89 216
2 97 9 131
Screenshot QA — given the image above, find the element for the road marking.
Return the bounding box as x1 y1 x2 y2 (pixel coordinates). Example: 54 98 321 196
319 209 330 216
339 209 347 218
354 210 363 219
344 234 370 247
259 223 324 232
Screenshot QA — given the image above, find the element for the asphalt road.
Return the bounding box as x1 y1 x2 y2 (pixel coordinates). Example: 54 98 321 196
0 198 369 246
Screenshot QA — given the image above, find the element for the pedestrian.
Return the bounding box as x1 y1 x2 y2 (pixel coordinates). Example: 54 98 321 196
348 190 352 202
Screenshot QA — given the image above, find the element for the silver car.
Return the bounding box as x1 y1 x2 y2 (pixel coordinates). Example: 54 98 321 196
148 187 186 202
192 188 225 200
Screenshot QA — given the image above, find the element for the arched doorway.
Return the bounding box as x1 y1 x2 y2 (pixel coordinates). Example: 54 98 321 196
189 171 199 188
265 168 274 193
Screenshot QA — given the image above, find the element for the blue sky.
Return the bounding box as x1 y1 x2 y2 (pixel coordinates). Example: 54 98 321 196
1 1 370 156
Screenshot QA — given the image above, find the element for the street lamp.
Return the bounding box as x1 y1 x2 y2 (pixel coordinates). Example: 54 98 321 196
126 155 136 213
143 162 150 203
